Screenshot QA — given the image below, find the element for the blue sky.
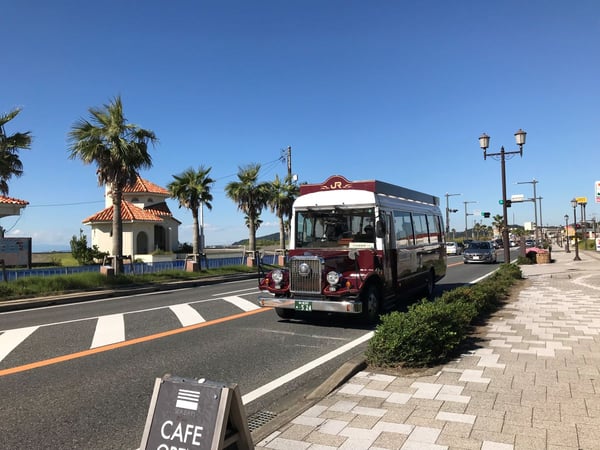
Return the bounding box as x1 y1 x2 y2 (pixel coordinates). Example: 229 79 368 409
2 0 599 251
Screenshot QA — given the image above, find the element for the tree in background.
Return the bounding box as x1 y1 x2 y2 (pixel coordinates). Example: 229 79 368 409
167 166 215 267
225 164 269 260
267 174 298 251
0 107 32 196
68 96 157 274
70 229 108 265
492 214 504 237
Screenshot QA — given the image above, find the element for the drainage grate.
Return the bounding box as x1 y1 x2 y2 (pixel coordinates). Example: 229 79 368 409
247 410 277 432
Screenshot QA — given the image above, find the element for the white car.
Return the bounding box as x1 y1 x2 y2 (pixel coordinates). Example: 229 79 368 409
446 241 462 255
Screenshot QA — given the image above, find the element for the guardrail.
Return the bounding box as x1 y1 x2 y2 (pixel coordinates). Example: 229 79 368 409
2 252 282 282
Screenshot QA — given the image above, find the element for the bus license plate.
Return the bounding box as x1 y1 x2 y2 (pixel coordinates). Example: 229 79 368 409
295 301 312 312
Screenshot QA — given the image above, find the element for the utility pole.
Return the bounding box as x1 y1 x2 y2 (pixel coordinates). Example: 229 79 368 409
445 193 461 236
517 179 538 241
287 146 292 178
464 201 477 239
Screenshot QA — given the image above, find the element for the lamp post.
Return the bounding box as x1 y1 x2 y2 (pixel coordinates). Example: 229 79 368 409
564 214 570 253
581 200 587 246
445 193 461 237
479 129 526 264
463 200 477 239
517 179 538 242
571 198 581 261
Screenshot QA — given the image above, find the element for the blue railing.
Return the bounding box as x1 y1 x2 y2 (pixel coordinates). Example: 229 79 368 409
2 253 281 282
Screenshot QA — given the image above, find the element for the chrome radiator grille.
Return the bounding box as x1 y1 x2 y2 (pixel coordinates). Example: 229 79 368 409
289 256 322 295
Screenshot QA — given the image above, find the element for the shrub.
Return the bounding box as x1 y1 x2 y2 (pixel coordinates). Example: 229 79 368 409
366 300 476 367
366 263 522 368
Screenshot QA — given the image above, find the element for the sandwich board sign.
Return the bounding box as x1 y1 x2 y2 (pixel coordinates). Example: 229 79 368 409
139 375 253 450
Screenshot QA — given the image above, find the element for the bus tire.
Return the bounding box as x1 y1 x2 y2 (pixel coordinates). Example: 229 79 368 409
361 284 381 324
275 308 295 320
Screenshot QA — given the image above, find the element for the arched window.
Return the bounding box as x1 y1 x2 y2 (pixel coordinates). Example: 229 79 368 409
137 231 149 254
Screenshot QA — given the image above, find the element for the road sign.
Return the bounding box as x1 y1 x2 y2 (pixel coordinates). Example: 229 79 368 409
510 194 525 202
576 196 588 204
140 375 252 450
596 181 600 203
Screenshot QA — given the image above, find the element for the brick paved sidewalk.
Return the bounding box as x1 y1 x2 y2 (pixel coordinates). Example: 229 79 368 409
256 248 600 450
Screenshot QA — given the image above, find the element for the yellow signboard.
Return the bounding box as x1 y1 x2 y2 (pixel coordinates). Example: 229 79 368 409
576 196 587 204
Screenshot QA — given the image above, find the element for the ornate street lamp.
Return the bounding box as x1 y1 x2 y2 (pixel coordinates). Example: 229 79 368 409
564 214 570 253
479 129 526 264
571 198 581 261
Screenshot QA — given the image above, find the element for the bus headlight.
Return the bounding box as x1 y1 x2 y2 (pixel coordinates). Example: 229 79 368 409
326 271 340 286
272 269 284 285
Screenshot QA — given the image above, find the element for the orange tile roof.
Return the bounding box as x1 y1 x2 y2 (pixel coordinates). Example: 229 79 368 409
122 176 169 195
83 201 166 223
0 195 29 206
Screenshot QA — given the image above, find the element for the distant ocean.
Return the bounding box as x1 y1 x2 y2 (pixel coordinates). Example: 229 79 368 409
32 246 71 253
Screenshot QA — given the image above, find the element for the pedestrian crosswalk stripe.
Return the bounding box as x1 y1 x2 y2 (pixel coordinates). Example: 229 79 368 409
91 314 125 348
169 304 206 327
222 295 260 311
0 326 39 362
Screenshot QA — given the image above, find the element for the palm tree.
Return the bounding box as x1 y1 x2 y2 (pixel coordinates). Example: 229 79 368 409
492 214 504 237
167 166 215 267
225 164 269 260
68 96 157 274
0 107 32 195
267 174 298 251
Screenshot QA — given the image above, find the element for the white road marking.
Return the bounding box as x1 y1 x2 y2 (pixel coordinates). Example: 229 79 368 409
91 314 125 348
0 326 38 362
223 295 260 311
242 331 374 404
169 304 205 327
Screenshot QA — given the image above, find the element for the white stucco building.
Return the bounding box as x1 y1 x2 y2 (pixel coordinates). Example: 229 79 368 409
83 177 180 258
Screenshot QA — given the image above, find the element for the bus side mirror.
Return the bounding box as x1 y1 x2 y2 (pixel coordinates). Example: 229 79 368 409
375 220 386 238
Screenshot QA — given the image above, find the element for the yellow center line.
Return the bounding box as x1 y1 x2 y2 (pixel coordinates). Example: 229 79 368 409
0 307 270 378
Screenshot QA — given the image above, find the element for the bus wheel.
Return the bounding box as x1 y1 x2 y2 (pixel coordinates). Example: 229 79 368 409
361 285 381 324
275 308 295 320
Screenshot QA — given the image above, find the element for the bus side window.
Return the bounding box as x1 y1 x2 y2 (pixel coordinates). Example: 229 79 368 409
413 213 429 245
394 211 413 247
427 214 442 243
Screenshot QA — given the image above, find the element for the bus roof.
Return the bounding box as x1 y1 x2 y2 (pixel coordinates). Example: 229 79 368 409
299 175 440 206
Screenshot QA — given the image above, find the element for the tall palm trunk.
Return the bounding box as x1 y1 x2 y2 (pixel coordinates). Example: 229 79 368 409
279 216 286 251
191 207 200 263
112 188 124 274
249 219 256 261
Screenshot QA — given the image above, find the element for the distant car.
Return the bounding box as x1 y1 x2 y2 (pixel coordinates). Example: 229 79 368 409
463 240 497 264
525 239 535 248
446 241 462 255
493 239 503 249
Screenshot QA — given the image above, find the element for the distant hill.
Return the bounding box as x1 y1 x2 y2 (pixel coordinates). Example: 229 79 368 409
232 232 280 246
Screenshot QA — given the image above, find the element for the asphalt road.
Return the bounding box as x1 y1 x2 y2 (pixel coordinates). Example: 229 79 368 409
0 249 517 449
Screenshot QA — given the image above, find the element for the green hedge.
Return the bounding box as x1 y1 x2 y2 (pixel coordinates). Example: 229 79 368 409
366 263 522 368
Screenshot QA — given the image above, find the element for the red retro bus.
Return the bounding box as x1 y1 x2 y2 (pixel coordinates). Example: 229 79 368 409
257 175 447 322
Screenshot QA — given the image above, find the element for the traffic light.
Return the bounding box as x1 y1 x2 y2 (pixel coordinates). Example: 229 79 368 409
483 212 491 218
499 199 512 207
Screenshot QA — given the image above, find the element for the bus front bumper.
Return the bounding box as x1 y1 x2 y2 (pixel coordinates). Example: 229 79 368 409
257 294 363 314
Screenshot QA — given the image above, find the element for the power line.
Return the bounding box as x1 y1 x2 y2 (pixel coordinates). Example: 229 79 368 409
27 200 105 208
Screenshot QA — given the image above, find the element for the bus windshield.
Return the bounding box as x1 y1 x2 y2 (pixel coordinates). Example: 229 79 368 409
295 208 376 248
